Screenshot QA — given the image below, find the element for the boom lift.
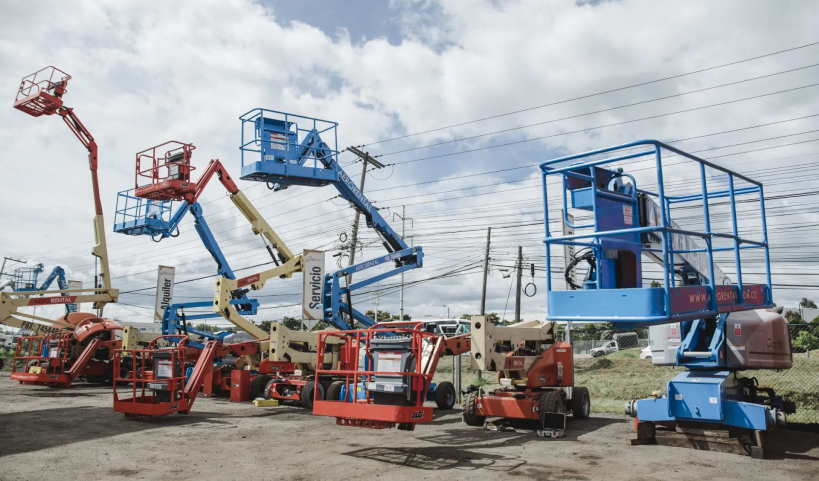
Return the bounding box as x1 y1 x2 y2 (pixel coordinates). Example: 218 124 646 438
112 141 302 414
462 318 590 436
114 141 261 336
531 140 791 457
236 109 422 330
3 66 119 336
6 263 78 313
10 314 123 387
236 109 464 418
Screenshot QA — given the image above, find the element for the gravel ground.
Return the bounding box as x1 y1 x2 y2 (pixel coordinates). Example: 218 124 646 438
1 374 818 481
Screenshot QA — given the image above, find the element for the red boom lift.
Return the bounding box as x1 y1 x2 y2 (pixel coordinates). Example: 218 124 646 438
10 313 123 387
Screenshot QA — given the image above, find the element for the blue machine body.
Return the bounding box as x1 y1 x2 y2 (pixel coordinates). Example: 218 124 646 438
238 109 422 330
541 140 781 431
12 263 77 313
113 195 258 340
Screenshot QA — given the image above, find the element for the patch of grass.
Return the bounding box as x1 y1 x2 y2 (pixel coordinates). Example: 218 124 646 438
606 347 642 360
0 349 14 371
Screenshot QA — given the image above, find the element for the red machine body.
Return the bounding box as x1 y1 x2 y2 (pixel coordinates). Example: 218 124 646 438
312 322 446 431
471 341 574 422
113 336 218 418
10 317 123 388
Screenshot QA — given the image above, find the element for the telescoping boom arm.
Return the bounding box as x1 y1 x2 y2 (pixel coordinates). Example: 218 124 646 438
237 109 423 330
3 66 119 334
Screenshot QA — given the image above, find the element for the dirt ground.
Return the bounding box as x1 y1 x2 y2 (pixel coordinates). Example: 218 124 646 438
1 374 818 481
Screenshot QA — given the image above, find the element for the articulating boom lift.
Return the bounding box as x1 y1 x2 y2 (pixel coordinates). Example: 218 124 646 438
3 66 119 336
537 140 791 457
4 67 124 387
237 109 463 427
6 263 78 313
114 141 261 340
237 109 422 330
112 141 302 416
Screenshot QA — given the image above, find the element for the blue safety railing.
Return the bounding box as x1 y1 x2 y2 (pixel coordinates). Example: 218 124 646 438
540 140 772 325
238 108 340 186
113 189 180 237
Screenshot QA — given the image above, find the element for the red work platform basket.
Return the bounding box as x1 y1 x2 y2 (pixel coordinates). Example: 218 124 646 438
313 322 445 431
10 334 72 387
13 66 71 117
113 336 216 418
134 141 197 201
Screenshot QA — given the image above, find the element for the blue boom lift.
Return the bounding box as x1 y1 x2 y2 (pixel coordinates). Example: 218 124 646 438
540 140 794 457
6 263 78 313
113 141 280 342
237 109 422 330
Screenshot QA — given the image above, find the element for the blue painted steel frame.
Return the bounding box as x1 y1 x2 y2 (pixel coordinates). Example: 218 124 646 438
540 140 772 326
113 195 258 336
15 265 77 313
238 109 421 329
540 140 778 430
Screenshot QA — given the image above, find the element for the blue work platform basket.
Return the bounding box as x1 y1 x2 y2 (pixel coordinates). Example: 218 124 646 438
239 108 340 189
113 188 183 239
541 140 772 328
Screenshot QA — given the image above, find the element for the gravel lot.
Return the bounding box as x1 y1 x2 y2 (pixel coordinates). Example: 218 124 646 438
1 374 818 481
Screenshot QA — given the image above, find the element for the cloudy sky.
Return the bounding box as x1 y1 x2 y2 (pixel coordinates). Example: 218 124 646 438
1 0 818 328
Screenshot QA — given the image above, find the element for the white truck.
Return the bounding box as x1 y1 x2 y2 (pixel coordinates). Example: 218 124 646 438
589 332 639 357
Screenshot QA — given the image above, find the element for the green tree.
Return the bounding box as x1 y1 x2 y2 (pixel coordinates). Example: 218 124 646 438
800 298 817 309
649 281 662 288
281 316 303 331
460 314 472 320
364 310 393 322
785 311 803 324
193 323 219 333
391 314 411 321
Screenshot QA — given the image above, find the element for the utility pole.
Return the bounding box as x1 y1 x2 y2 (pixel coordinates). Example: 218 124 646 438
515 246 523 322
345 146 385 282
479 227 491 316
393 205 413 321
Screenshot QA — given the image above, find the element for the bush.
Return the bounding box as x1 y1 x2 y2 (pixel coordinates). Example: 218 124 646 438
792 331 819 353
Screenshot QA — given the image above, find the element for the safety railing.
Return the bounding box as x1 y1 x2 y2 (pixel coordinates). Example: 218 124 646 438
113 188 180 237
11 263 44 291
134 141 196 193
13 66 71 117
540 140 772 324
313 321 442 429
11 334 71 379
113 335 189 417
239 108 340 173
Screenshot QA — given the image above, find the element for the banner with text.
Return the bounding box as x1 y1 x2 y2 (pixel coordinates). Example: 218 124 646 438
154 266 176 322
302 250 326 325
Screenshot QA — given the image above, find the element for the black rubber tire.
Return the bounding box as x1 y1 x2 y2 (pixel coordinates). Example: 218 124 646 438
435 381 456 410
0 358 5 370
300 381 324 410
462 391 486 426
592 350 603 358
250 374 272 400
571 387 591 420
539 390 566 430
325 380 345 402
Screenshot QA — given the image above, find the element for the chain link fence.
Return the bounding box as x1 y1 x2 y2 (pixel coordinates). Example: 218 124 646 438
436 323 818 425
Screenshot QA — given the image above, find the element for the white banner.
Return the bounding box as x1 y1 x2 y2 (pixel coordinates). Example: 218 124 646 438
154 266 176 322
67 280 82 312
302 250 325 321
